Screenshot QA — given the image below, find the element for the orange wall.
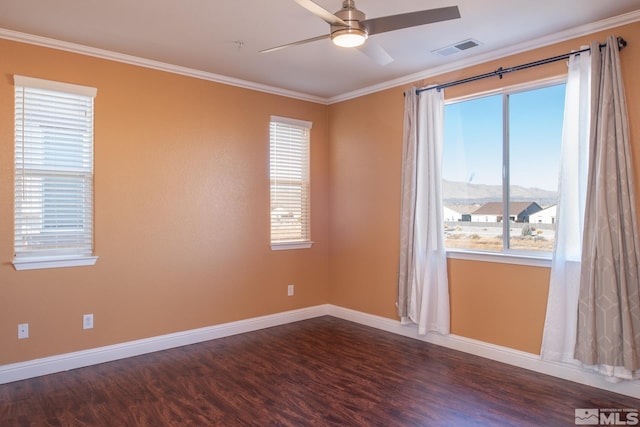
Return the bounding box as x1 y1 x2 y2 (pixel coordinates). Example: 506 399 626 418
0 39 330 365
328 22 640 354
1 21 638 366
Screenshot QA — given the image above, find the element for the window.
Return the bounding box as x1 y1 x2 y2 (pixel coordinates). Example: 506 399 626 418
13 76 98 270
269 116 312 250
442 81 565 257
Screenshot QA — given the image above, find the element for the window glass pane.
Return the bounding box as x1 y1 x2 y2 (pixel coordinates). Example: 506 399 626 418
442 82 565 255
508 85 563 251
443 94 504 251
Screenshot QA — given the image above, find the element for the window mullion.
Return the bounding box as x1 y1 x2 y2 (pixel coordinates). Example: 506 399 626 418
502 93 510 252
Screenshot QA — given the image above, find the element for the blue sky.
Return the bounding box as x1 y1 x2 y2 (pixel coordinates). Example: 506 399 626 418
443 83 566 191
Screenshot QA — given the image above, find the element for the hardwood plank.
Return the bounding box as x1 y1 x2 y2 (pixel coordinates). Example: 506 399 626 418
0 316 638 426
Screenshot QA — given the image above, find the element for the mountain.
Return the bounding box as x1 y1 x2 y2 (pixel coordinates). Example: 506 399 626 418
442 180 558 206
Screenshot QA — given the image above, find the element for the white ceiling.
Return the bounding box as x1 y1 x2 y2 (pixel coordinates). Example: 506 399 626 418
0 0 638 102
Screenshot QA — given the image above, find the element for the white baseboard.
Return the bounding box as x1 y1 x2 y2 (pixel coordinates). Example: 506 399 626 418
0 305 331 385
2 303 639 399
324 304 640 399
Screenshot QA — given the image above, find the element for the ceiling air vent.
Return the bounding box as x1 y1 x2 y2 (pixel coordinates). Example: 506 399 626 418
432 39 481 57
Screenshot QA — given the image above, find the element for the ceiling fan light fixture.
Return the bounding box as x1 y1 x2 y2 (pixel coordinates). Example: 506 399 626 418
331 28 367 48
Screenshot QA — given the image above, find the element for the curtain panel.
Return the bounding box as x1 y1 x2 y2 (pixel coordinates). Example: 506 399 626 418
540 46 592 363
575 37 640 380
541 35 640 382
397 87 450 336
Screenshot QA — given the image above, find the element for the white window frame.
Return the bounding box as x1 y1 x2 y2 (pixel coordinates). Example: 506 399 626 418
269 115 313 250
443 77 566 267
13 76 98 270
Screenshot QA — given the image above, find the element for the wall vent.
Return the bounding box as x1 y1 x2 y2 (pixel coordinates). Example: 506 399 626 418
432 39 481 57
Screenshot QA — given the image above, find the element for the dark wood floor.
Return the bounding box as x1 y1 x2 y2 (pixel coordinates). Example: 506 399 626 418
1 316 638 426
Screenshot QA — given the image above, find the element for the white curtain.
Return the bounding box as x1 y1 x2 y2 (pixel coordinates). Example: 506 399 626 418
397 87 450 335
574 37 640 380
540 48 592 363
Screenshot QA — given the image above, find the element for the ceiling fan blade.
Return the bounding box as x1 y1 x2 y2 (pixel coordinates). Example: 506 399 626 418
361 6 461 36
260 34 330 53
357 40 394 66
293 0 348 26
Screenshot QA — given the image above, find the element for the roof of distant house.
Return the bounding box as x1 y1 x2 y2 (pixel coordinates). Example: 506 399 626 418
444 205 480 215
472 201 542 215
530 204 557 214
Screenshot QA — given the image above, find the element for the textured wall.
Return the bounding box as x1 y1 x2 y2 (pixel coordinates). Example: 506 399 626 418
328 22 640 354
0 39 330 365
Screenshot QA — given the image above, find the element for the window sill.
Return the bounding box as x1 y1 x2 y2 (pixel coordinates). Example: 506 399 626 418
446 249 551 268
271 241 314 251
13 255 99 271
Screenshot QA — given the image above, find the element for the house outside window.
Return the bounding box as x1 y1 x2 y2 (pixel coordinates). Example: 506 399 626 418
269 116 313 250
442 80 565 256
13 76 98 270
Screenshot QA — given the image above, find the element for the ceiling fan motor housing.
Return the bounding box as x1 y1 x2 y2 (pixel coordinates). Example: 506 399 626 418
331 0 368 43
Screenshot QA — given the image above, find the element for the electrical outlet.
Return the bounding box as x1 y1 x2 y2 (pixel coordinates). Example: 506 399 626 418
287 284 294 297
83 314 94 330
18 323 29 339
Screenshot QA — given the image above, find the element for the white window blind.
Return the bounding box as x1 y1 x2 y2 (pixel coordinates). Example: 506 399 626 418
269 116 312 249
14 75 97 268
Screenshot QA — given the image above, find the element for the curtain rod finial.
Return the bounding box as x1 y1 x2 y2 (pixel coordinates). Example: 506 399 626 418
617 37 627 51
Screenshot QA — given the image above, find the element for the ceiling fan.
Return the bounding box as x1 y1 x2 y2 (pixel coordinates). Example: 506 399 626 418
261 0 461 65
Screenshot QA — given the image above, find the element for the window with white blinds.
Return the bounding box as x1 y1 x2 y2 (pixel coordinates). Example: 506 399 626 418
269 116 313 250
13 75 98 270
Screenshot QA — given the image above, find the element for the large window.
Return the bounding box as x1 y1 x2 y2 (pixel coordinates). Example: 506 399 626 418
269 116 312 250
442 81 565 255
13 76 98 270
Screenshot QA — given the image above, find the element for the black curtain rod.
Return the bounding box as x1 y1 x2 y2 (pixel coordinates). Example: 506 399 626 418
416 36 627 94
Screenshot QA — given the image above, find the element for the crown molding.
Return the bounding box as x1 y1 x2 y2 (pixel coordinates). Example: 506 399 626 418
0 28 329 105
1 9 638 106
327 10 640 104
